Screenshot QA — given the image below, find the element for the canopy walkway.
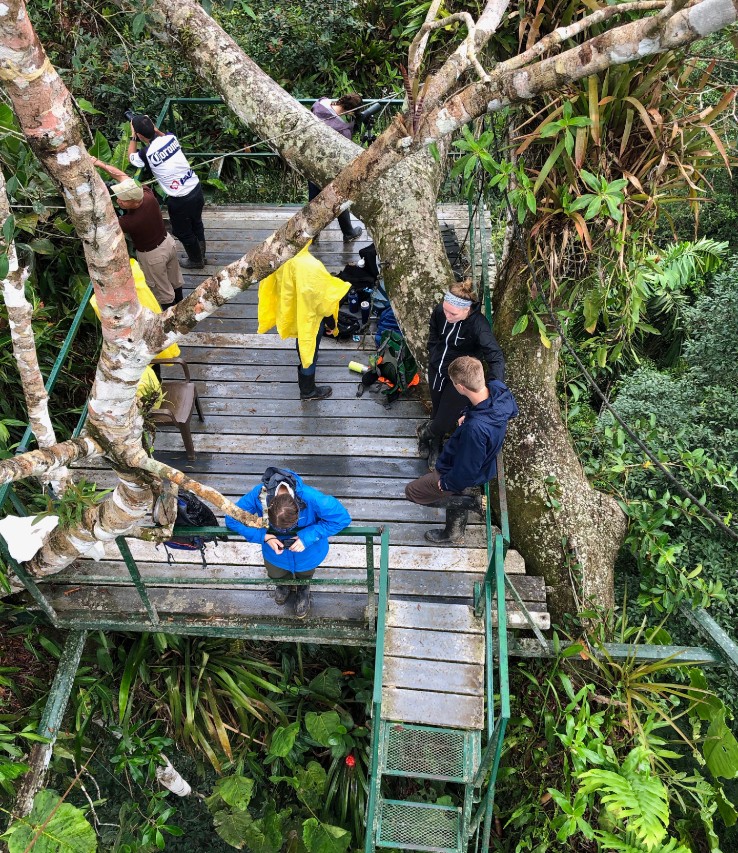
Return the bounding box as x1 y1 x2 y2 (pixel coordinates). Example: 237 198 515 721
2 196 736 853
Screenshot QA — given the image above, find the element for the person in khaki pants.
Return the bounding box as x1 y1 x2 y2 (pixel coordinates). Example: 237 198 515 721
92 159 184 309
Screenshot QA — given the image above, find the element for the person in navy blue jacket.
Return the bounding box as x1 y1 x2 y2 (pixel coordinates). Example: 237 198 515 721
225 468 351 618
406 357 518 544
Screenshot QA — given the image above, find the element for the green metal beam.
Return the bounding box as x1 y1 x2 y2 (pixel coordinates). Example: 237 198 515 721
509 636 726 665
39 631 87 739
680 607 738 678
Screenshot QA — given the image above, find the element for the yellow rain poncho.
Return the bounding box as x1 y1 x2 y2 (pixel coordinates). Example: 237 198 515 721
257 244 350 368
90 258 180 401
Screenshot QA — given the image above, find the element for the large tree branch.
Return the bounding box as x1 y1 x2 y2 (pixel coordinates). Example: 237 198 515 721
0 170 70 492
128 451 263 529
0 437 102 485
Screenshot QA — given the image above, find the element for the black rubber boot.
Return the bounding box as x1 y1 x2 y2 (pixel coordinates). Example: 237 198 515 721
173 287 183 304
298 370 332 401
294 584 312 619
199 240 207 263
274 585 293 606
416 421 435 458
424 502 469 545
427 436 443 471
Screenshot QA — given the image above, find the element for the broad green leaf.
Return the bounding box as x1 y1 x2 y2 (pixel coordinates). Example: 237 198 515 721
511 314 529 336
296 761 327 811
213 807 252 849
428 142 440 162
215 775 255 810
302 818 351 853
580 169 599 191
305 711 342 746
0 103 16 128
29 238 55 255
242 803 286 853
76 98 101 115
269 721 299 757
584 196 602 220
2 214 14 245
583 292 600 334
309 667 343 700
88 130 112 163
704 716 738 779
5 789 96 853
0 255 8 280
131 11 147 37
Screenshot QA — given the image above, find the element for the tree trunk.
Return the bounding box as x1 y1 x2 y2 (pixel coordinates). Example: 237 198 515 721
493 242 627 619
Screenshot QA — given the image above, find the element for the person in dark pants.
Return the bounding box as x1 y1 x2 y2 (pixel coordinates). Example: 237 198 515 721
310 93 363 241
406 357 518 544
417 279 506 469
92 160 184 309
225 468 351 619
128 114 206 269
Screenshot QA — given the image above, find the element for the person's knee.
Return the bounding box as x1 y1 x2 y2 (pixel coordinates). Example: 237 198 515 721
405 481 420 503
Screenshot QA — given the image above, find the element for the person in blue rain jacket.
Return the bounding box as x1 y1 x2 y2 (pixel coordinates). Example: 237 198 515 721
225 467 351 619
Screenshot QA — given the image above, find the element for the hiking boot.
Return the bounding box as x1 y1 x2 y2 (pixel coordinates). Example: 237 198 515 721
199 240 207 263
424 502 469 545
294 585 312 619
298 371 332 401
274 585 293 606
181 243 204 269
181 256 204 269
343 226 363 243
416 420 435 458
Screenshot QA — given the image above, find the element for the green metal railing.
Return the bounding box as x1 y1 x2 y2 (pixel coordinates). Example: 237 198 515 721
12 523 389 643
364 525 391 853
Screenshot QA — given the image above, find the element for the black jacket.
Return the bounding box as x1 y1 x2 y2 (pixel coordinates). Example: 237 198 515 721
427 303 505 393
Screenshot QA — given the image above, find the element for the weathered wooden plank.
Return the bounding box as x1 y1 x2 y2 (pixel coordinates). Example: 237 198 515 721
157 433 418 457
381 686 483 729
382 656 483 696
160 397 425 418
174 347 381 367
79 452 428 480
387 601 483 634
384 627 485 664
177 379 409 401
183 332 362 349
43 584 369 621
161 414 422 438
171 364 388 382
71 540 492 572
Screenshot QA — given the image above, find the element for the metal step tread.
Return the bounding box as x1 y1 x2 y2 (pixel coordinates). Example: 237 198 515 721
380 721 480 783
376 799 462 853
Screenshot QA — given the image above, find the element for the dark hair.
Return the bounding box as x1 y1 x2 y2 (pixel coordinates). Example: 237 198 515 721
449 278 477 302
335 93 362 112
132 114 156 139
268 492 299 530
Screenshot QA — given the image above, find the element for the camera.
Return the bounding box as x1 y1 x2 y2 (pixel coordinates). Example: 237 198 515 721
124 109 135 122
359 101 382 145
280 536 297 548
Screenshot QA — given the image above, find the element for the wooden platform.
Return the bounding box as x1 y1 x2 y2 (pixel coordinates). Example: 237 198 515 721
51 204 549 642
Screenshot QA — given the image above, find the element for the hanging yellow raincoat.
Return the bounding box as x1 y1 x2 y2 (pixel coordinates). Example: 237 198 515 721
257 244 350 368
90 259 180 401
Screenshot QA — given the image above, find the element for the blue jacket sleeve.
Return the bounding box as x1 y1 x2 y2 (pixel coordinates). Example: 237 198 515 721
225 486 266 543
298 488 352 548
438 424 481 493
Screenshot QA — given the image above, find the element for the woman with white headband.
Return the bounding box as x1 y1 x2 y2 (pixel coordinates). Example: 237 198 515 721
417 279 506 469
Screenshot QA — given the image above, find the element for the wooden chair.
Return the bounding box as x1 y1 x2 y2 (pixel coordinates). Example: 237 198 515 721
150 358 204 460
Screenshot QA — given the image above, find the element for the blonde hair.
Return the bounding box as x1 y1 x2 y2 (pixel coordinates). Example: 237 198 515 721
449 279 477 302
448 356 485 392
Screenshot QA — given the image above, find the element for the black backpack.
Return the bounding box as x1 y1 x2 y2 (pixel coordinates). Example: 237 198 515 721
324 309 362 340
162 490 221 568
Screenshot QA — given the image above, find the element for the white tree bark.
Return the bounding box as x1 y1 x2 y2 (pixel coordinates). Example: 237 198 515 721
0 170 69 491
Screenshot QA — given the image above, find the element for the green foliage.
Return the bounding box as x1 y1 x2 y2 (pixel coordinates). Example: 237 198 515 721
3 789 96 853
34 478 111 532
